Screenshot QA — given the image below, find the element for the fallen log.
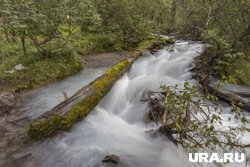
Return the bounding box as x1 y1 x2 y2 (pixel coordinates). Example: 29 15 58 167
192 49 250 111
208 83 250 111
221 84 250 98
25 38 174 140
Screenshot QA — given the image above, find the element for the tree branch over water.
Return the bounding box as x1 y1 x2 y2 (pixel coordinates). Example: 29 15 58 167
144 82 250 152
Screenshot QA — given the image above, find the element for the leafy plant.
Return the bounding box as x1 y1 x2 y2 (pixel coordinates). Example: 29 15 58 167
146 82 249 152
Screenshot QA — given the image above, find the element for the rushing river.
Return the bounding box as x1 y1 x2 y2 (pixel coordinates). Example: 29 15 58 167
15 40 250 167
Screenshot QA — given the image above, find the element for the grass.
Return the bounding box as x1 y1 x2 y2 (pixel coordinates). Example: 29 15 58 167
0 41 82 91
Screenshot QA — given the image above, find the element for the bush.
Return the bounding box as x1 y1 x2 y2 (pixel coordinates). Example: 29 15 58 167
72 32 121 54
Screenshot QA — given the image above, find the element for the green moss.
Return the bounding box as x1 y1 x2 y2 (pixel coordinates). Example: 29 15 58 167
138 37 174 50
62 60 130 130
26 114 63 139
162 38 175 44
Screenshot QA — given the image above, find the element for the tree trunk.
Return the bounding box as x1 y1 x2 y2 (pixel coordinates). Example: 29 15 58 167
171 0 176 25
208 83 250 111
21 30 26 55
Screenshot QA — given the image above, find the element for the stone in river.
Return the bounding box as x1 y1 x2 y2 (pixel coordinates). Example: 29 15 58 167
102 155 120 164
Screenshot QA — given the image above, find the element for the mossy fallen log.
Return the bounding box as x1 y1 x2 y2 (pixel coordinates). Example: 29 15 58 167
26 37 174 140
26 60 130 139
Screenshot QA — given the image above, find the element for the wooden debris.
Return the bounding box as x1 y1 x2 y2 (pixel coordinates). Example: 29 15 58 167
62 91 69 101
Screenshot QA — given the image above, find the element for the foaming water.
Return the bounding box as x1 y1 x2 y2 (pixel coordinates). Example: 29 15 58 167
19 68 106 118
20 40 250 167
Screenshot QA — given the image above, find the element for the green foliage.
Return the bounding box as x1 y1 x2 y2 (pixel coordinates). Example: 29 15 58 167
92 0 170 47
1 0 249 88
171 0 250 43
0 0 102 89
0 0 100 55
0 39 23 61
225 50 250 86
168 1 250 85
214 51 245 84
0 0 171 55
71 32 120 54
159 82 248 152
0 0 173 90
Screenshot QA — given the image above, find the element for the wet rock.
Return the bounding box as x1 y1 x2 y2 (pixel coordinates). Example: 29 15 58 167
14 64 27 71
0 92 16 116
170 48 174 52
102 155 120 164
150 49 158 54
11 153 32 166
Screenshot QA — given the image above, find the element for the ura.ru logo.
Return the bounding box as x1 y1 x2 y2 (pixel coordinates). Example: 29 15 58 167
189 153 245 163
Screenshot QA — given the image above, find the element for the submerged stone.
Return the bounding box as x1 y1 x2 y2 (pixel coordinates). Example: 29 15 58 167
102 155 120 164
